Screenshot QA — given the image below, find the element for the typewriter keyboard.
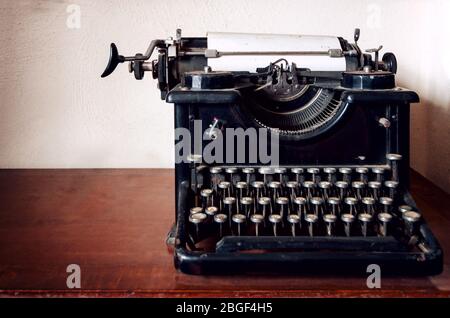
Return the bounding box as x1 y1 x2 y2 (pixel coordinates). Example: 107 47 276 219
188 163 422 250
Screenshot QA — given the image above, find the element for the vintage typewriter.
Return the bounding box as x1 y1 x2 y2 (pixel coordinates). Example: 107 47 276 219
102 29 443 275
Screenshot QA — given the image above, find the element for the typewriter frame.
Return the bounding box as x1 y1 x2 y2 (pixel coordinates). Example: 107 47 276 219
167 87 443 276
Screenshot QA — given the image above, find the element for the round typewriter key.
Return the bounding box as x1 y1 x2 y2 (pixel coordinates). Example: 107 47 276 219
251 181 265 200
323 214 337 236
327 196 341 215
324 167 337 183
258 167 274 185
218 181 231 198
214 213 228 238
319 181 332 200
225 167 238 193
339 167 352 183
362 197 376 214
372 167 386 183
398 205 413 214
187 154 202 163
291 167 304 183
250 214 264 236
358 213 373 237
209 167 223 191
307 167 320 183
341 213 355 237
274 167 287 184
294 196 307 218
190 206 203 215
305 214 318 237
303 180 316 200
236 181 248 199
223 196 236 225
384 180 399 199
335 181 349 200
344 197 358 215
205 206 218 216
200 188 213 208
209 166 222 174
242 167 255 184
310 197 324 216
368 181 382 200
225 167 238 174
379 196 393 213
287 214 301 236
352 181 365 200
232 213 246 236
378 212 392 237
240 196 253 216
386 153 402 181
258 196 271 217
189 212 207 239
402 211 421 237
356 167 369 183
286 181 299 202
276 197 289 218
269 181 282 203
269 214 282 237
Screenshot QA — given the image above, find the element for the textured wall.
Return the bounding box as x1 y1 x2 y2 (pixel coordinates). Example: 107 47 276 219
0 0 449 192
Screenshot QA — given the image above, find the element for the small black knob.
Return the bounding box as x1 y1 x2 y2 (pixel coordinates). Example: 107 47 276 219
101 43 125 78
382 52 397 74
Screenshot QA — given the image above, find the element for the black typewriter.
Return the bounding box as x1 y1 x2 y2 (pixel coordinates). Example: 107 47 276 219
102 29 443 275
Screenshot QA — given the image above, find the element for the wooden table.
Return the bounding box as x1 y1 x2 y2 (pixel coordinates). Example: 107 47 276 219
0 169 449 297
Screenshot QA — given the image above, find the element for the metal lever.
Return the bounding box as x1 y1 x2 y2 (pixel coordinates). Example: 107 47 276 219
101 40 164 78
365 45 383 71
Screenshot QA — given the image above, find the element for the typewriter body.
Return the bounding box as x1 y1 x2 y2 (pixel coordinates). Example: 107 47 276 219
102 29 442 275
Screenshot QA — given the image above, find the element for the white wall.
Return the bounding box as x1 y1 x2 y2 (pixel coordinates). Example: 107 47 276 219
0 0 449 191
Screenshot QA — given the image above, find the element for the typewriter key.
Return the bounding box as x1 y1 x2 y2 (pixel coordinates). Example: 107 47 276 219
398 205 413 215
327 197 341 215
225 167 238 193
200 188 213 208
214 213 228 238
189 212 207 239
250 214 264 236
223 196 236 225
190 206 203 215
205 206 218 217
356 167 369 183
335 181 349 200
269 214 282 237
386 153 402 182
368 181 382 200
269 181 282 202
358 213 373 237
310 197 324 216
303 181 316 200
218 181 231 198
232 213 246 236
258 196 271 217
258 167 274 185
319 181 332 200
378 212 392 237
402 211 421 238
372 167 386 183
242 167 255 184
251 181 265 200
274 167 287 184
362 197 376 215
384 180 399 199
323 167 337 183
287 214 301 236
294 196 307 218
341 213 355 237
236 181 248 199
305 214 318 237
307 167 320 183
323 214 337 236
291 167 304 183
344 197 358 215
276 197 289 218
352 181 365 200
209 167 223 191
286 181 299 202
379 196 393 213
240 196 253 217
339 167 352 183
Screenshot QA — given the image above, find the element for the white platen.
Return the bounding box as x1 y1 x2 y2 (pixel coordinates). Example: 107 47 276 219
207 32 346 72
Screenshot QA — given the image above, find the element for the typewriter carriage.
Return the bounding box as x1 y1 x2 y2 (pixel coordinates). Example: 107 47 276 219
102 29 443 275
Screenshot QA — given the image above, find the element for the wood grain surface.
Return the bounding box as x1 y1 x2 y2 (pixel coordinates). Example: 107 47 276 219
0 169 449 298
